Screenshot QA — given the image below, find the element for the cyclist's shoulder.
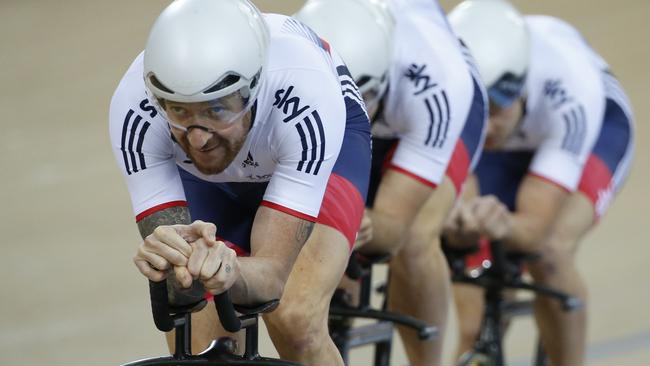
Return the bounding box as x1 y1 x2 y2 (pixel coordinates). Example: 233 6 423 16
264 14 336 76
109 52 169 139
110 52 146 108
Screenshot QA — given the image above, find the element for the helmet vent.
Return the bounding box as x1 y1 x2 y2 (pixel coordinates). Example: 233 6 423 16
149 74 175 94
204 74 241 94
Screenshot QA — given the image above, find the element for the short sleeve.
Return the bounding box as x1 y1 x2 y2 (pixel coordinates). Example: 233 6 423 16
108 55 187 221
261 68 346 219
529 74 605 191
384 24 475 187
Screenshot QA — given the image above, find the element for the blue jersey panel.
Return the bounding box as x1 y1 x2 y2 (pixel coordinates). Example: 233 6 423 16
178 168 268 253
475 151 534 211
590 98 632 174
461 77 487 165
332 96 372 200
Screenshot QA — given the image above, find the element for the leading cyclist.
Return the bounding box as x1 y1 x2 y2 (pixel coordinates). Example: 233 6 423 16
108 0 371 365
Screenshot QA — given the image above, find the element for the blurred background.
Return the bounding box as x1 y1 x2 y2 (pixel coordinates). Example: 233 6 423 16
1 0 648 365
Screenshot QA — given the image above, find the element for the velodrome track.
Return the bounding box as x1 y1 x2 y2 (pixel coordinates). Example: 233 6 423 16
1 0 648 364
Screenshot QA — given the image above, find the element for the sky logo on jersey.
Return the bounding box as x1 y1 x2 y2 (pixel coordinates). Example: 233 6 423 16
274 86 311 123
405 63 438 96
543 79 574 109
120 109 151 175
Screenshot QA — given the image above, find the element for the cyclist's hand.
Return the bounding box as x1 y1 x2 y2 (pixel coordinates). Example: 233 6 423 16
134 225 194 282
187 238 240 295
444 200 480 247
470 195 512 241
170 220 219 246
354 209 373 250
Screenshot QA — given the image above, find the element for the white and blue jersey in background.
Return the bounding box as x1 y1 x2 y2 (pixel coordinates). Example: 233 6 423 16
475 16 634 219
367 0 487 203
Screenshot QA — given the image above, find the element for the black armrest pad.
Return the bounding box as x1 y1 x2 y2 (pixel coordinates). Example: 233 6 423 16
234 299 280 315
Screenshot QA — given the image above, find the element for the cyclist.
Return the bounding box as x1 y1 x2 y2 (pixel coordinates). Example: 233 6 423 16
296 0 486 364
108 0 371 365
445 1 635 364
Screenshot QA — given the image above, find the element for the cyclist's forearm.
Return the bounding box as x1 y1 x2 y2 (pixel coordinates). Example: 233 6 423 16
503 213 549 252
232 214 314 304
364 209 408 254
231 256 289 304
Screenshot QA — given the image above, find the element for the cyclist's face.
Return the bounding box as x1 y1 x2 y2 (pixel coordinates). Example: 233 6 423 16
485 98 524 150
165 100 252 175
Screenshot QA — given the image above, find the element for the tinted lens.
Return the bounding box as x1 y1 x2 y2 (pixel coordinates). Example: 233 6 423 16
161 89 254 130
488 72 525 108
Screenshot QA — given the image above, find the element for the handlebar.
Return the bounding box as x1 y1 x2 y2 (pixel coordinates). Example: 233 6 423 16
148 280 241 333
444 241 583 311
213 290 241 332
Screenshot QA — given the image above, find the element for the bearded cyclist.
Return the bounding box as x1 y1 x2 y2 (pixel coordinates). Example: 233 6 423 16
109 0 371 364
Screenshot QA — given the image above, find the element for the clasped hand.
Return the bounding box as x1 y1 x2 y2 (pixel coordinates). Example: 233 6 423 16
133 220 240 295
444 195 513 245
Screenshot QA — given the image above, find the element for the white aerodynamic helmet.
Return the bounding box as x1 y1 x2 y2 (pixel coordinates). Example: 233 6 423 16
144 0 269 123
295 0 395 109
449 0 529 108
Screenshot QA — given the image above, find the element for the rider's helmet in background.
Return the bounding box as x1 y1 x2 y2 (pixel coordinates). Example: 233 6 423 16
295 0 395 110
448 0 529 108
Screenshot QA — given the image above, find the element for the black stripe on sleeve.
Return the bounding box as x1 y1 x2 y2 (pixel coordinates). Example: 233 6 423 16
303 115 319 174
562 112 574 152
295 123 309 172
128 115 142 173
136 121 151 170
424 98 436 146
437 90 451 148
337 65 353 79
431 93 444 147
312 110 326 175
576 105 587 153
120 109 134 175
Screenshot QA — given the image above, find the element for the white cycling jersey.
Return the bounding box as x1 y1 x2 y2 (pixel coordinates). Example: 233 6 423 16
372 0 485 187
109 14 365 221
500 15 633 191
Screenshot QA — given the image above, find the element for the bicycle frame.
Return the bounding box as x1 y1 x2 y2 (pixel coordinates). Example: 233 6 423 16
329 254 438 366
448 241 582 366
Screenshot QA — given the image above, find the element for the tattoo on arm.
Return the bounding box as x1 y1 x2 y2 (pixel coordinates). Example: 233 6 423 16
136 206 202 305
136 206 192 239
295 220 315 245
